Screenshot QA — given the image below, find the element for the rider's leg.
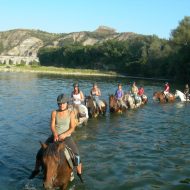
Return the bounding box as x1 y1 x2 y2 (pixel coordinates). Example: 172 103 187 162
64 137 84 183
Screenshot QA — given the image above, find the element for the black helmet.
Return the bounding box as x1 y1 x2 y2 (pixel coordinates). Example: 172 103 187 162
73 83 79 87
57 94 69 104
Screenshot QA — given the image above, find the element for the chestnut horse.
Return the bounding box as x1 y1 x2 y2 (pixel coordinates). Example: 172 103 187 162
85 96 107 117
41 142 72 190
109 94 127 113
153 91 175 103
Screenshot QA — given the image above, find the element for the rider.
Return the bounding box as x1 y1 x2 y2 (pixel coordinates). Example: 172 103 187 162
90 82 102 110
131 81 140 104
131 81 139 96
184 84 189 100
29 94 83 182
115 83 128 109
163 82 170 97
71 83 88 119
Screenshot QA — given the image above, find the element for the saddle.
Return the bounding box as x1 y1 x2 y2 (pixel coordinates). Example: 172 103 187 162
63 145 77 169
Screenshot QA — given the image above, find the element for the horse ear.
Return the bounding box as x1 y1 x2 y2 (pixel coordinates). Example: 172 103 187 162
40 141 48 149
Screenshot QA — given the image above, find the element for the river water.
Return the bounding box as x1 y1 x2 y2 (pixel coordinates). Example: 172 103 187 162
0 72 190 190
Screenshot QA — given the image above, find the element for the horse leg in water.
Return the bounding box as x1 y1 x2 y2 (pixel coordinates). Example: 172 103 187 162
29 136 53 179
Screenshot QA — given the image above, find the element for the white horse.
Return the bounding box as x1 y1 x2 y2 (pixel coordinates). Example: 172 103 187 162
124 94 142 109
175 90 190 102
68 104 89 126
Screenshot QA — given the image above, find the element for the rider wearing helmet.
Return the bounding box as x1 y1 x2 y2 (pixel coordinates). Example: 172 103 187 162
29 93 83 183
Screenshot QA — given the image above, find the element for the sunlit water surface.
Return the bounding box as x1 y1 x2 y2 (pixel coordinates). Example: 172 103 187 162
0 72 190 190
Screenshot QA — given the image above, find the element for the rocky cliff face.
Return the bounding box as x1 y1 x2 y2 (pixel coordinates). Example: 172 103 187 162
0 26 137 64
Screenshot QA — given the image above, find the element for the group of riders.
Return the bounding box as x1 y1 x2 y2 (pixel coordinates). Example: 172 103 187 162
163 82 190 101
115 81 147 109
28 81 148 184
29 81 189 185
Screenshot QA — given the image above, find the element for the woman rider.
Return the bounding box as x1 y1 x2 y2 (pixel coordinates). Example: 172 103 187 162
29 94 83 183
71 83 88 119
90 83 102 110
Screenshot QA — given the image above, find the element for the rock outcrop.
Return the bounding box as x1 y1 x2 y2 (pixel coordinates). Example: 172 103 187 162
0 27 137 65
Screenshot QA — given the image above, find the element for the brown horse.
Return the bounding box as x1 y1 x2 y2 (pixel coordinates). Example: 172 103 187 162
41 142 72 190
153 91 175 103
85 95 107 117
109 94 127 113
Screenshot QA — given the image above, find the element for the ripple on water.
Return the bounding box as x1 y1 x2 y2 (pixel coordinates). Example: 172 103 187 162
1 72 190 190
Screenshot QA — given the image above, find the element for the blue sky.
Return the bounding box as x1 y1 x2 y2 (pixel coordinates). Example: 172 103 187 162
0 0 189 39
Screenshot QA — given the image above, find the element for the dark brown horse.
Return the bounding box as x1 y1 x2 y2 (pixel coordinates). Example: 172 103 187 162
41 142 72 190
109 94 127 113
85 95 107 117
153 91 175 103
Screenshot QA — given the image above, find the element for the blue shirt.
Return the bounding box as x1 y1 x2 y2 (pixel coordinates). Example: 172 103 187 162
115 89 123 99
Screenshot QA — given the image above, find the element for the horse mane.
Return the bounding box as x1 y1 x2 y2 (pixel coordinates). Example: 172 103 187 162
43 142 65 161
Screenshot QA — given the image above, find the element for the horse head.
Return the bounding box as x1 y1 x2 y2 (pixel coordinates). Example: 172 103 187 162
85 95 97 117
42 142 72 190
175 90 186 101
141 94 148 104
153 91 165 103
85 95 107 117
109 94 122 113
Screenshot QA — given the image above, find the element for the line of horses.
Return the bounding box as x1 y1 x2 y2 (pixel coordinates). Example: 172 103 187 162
31 90 189 189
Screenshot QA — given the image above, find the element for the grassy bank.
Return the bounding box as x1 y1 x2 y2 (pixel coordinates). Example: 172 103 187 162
0 65 124 77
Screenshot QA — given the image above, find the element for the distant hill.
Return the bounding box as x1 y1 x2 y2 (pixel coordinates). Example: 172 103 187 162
0 26 137 58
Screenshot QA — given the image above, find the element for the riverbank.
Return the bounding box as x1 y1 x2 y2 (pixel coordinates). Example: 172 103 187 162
0 65 124 77
0 65 171 81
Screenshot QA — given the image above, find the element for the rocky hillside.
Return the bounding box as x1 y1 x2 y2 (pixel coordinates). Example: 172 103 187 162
0 26 137 59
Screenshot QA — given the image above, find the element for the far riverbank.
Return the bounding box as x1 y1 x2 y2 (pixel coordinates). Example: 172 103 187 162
0 65 171 81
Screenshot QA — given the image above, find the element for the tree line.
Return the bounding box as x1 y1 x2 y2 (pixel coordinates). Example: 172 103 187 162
38 16 190 83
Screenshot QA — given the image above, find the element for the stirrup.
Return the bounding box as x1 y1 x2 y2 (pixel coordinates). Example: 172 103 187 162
70 172 75 181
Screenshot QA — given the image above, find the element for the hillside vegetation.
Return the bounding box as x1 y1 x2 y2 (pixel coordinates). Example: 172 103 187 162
0 17 190 82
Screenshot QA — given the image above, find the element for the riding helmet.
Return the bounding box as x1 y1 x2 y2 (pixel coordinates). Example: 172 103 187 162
57 94 69 104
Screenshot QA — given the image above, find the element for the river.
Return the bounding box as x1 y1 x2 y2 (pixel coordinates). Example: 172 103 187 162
0 72 190 190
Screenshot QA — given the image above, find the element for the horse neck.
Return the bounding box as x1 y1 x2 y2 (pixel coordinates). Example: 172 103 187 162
177 91 186 101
